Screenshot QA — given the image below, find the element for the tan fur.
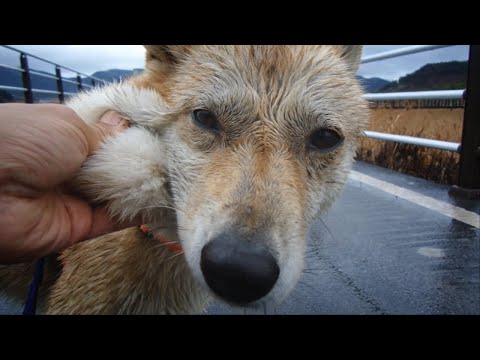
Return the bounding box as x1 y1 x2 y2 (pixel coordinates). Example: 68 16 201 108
0 46 369 314
48 228 209 314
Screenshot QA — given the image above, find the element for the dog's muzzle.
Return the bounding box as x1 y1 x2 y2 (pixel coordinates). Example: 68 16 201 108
200 231 279 305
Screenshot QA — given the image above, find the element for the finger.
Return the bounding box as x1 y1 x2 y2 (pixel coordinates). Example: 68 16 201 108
86 208 143 240
83 110 130 155
58 194 142 249
0 105 131 192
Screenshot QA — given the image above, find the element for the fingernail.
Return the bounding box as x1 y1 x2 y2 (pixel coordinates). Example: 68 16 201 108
99 111 124 127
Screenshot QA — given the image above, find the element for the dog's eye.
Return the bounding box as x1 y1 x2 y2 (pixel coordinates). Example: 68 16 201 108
308 129 344 152
192 110 220 132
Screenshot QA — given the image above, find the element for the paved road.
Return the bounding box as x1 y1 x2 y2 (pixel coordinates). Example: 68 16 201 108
2 161 479 315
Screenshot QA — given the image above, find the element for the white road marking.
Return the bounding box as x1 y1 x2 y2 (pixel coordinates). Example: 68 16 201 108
348 171 480 229
417 247 446 258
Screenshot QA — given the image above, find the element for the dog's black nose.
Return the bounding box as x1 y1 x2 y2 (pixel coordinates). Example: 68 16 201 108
200 232 279 304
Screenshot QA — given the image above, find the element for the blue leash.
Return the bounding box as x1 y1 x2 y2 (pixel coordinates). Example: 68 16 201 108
23 257 45 315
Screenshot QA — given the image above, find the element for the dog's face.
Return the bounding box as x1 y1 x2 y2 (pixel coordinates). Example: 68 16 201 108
77 45 369 309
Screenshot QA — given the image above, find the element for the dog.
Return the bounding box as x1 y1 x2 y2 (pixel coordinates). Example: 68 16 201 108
0 46 369 314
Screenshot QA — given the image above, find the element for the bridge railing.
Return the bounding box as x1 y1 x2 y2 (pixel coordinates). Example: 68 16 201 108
359 45 479 192
0 45 110 104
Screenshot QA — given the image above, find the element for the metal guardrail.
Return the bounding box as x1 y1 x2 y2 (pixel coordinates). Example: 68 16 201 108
360 46 464 151
0 45 108 103
1 45 107 84
360 44 479 191
364 131 461 152
0 63 25 72
0 84 27 92
361 45 453 64
364 90 464 102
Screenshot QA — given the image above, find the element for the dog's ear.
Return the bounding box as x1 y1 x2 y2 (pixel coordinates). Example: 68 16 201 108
336 45 363 74
143 45 192 69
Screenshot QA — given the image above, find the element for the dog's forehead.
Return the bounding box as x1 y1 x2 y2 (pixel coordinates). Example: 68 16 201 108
175 45 359 111
188 45 345 86
197 45 337 66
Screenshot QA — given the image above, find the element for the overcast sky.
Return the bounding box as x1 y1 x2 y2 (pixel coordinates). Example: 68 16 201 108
0 45 470 81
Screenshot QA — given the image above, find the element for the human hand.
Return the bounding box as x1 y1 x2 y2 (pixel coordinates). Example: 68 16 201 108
0 104 138 263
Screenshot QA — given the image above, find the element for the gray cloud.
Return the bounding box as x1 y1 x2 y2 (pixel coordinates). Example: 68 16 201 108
0 45 145 77
359 45 469 80
0 45 471 81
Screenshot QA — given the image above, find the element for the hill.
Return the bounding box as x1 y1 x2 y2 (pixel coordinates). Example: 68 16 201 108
357 76 391 93
89 69 143 83
379 61 467 92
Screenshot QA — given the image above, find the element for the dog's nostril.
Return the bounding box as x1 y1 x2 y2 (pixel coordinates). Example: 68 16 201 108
200 233 279 304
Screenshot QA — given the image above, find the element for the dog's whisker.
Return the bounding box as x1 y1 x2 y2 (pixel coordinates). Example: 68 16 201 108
165 252 184 262
302 269 322 275
153 241 181 250
155 205 185 214
152 225 192 232
289 235 306 242
135 204 186 214
289 234 305 239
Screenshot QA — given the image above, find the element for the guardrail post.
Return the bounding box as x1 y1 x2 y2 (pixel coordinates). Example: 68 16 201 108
19 53 33 103
77 74 83 92
55 66 64 103
450 45 480 199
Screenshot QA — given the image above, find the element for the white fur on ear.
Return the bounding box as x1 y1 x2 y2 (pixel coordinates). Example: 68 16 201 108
66 82 173 127
75 126 172 223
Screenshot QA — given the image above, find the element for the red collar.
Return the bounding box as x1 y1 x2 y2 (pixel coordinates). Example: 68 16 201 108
139 224 183 253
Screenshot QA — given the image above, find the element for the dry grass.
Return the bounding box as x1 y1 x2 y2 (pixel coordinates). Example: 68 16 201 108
355 102 464 185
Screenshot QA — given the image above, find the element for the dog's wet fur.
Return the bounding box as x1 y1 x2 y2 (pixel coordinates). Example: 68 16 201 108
0 46 369 314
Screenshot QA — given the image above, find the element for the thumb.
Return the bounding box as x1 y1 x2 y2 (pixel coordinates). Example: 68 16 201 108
83 110 130 155
86 208 143 240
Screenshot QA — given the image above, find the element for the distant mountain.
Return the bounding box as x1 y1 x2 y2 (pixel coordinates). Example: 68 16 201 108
379 61 468 92
89 69 143 83
0 67 142 102
356 76 391 93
